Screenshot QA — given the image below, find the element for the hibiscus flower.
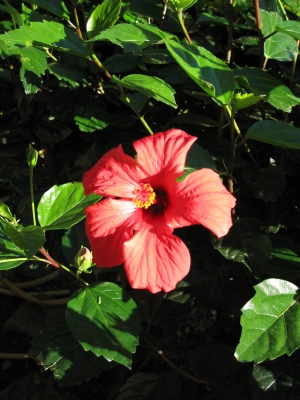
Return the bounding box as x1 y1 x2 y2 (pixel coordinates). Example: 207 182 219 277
83 129 236 293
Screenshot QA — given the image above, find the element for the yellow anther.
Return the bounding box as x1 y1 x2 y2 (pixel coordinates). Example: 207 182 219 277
132 183 156 209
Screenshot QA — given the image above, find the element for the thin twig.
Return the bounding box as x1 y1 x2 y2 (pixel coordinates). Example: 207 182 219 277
0 270 60 289
141 334 208 384
0 287 69 297
0 353 29 360
226 0 233 65
1 278 69 306
253 0 264 69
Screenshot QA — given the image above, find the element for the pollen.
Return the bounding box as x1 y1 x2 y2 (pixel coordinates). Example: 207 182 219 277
132 183 156 209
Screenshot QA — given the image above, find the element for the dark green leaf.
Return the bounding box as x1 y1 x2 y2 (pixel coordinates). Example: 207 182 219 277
112 74 177 108
66 282 141 368
117 372 181 400
5 224 45 259
23 0 70 19
245 120 300 149
20 67 41 94
103 54 140 73
74 110 110 132
3 0 22 27
37 183 101 230
242 165 286 202
172 113 219 127
165 38 235 105
0 221 27 270
267 258 300 280
48 62 88 87
212 218 272 278
270 233 300 263
235 278 300 363
87 0 121 38
233 67 300 112
0 201 13 220
61 220 90 265
29 311 110 386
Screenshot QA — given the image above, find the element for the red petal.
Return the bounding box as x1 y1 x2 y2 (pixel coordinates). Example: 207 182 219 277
123 225 190 293
85 199 143 267
133 129 197 179
166 169 236 237
82 145 144 198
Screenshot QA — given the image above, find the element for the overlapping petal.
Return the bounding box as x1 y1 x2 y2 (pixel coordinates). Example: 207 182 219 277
85 199 144 267
165 168 236 237
123 223 190 293
83 145 144 198
133 129 197 180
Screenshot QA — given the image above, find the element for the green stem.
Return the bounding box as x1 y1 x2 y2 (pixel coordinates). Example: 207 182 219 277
29 166 36 226
225 105 259 168
177 10 192 44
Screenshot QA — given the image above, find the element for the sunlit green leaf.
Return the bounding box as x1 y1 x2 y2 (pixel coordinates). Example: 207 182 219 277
5 224 45 259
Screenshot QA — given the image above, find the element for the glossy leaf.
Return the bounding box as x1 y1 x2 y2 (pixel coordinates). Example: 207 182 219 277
112 74 177 108
165 38 235 105
264 33 298 61
23 0 69 19
90 22 164 52
37 183 101 230
270 233 300 263
66 282 141 368
0 21 91 57
242 165 286 202
235 278 300 363
86 0 121 38
0 221 27 270
5 224 45 259
233 67 300 112
212 218 272 278
245 120 300 149
276 20 300 40
29 312 110 386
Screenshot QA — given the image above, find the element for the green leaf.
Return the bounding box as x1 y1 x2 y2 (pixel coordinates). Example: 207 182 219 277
66 282 141 368
61 220 90 265
48 62 87 88
74 109 111 132
245 120 300 149
264 32 298 61
233 67 300 112
0 201 13 220
168 0 198 12
260 9 282 36
5 225 45 259
0 21 91 57
235 278 300 363
29 311 110 386
242 165 286 202
212 218 272 278
103 54 140 73
37 183 101 231
90 23 164 52
87 0 121 38
233 93 265 111
112 74 177 108
276 20 300 40
0 221 27 271
19 47 47 77
165 38 235 105
23 0 70 19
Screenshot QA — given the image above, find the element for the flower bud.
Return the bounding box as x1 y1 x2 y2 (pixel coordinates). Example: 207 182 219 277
26 144 39 168
74 247 93 273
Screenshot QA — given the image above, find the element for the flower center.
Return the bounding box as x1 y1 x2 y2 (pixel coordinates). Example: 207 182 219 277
132 183 156 209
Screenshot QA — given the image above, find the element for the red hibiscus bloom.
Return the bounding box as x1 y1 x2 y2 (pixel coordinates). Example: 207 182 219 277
83 129 236 293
